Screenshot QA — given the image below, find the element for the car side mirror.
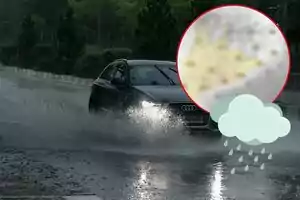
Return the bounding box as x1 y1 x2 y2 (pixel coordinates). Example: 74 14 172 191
111 77 126 87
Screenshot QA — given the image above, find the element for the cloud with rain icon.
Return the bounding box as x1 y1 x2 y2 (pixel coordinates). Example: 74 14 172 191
211 94 291 174
213 94 291 145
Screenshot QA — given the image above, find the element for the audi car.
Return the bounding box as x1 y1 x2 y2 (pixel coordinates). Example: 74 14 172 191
88 59 220 136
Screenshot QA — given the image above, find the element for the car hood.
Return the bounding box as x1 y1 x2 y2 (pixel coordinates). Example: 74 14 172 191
133 85 191 103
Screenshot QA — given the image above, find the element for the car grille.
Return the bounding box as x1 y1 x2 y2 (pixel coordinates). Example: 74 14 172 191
168 103 210 126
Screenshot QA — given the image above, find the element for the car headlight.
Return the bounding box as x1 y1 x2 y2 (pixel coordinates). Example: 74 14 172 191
141 100 160 108
139 100 171 120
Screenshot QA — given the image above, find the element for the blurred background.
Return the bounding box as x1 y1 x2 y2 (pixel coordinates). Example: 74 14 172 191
0 0 299 85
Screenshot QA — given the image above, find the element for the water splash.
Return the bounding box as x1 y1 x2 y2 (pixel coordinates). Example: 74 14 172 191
224 140 228 147
254 155 259 163
260 163 265 170
236 144 241 151
229 149 234 156
244 165 249 172
248 149 253 156
268 153 273 160
238 156 244 163
261 148 266 154
230 168 236 174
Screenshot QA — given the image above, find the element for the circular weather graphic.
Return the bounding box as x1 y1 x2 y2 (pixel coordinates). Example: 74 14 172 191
177 5 290 112
177 5 292 175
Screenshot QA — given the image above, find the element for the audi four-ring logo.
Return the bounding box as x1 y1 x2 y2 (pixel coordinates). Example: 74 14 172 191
181 105 197 111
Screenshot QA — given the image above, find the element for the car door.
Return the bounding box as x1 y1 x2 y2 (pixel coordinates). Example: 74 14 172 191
93 61 128 110
110 61 131 110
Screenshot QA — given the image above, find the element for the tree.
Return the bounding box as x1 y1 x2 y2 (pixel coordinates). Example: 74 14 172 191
135 0 178 60
22 0 69 42
17 14 37 68
190 0 220 18
56 7 85 74
69 0 125 46
169 0 194 32
190 0 258 19
0 0 28 44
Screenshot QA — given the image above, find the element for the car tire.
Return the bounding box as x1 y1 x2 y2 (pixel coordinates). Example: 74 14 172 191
206 118 222 138
204 129 222 138
88 94 100 113
189 129 222 137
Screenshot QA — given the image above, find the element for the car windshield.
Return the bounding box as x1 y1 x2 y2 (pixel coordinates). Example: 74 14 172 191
129 64 180 86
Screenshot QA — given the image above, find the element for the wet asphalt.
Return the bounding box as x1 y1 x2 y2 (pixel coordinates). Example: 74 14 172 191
0 66 300 200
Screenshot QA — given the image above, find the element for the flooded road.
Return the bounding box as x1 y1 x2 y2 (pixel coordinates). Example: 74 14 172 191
0 66 300 200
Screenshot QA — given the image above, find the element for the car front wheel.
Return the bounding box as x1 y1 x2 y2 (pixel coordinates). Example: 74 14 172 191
88 94 100 113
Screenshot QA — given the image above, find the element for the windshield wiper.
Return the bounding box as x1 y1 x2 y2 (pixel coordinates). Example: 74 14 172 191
168 67 177 73
154 65 175 85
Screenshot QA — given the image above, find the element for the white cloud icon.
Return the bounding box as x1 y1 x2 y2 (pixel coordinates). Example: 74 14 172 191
218 94 291 145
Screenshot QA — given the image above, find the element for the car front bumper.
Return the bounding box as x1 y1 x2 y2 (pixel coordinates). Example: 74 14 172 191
181 117 219 132
165 103 218 132
126 103 220 133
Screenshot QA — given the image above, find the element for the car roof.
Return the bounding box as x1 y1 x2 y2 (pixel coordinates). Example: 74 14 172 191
117 59 175 66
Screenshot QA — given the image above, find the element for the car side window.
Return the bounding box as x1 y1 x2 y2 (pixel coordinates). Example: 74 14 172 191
113 63 127 81
100 64 117 81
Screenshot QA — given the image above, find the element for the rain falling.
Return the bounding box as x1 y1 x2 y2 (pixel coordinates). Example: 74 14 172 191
254 155 259 163
230 168 236 174
224 140 228 147
248 149 253 156
221 138 274 176
268 153 273 160
238 156 244 163
229 149 234 156
261 148 266 154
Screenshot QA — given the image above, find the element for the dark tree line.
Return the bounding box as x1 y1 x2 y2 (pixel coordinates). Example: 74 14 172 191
0 0 299 77
135 0 179 60
16 6 85 74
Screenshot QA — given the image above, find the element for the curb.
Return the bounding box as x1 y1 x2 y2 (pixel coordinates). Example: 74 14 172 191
5 66 93 87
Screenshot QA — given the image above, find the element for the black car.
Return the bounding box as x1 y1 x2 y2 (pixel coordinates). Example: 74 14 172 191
88 59 220 136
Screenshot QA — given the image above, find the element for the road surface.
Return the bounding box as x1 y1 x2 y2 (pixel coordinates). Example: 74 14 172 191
0 66 300 200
